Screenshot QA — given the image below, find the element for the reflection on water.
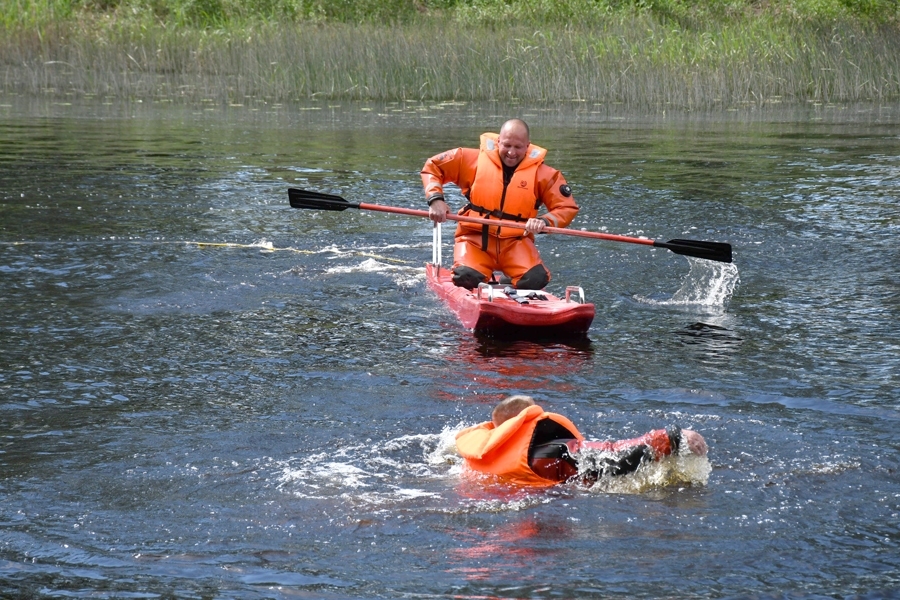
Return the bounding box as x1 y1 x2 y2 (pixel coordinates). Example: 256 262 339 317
471 336 595 359
435 337 597 402
675 321 744 364
446 518 560 583
1 100 899 599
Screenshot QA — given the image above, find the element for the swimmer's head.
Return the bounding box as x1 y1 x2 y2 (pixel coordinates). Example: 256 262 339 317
491 395 536 427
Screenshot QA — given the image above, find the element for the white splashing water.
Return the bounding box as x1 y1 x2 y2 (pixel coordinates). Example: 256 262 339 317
580 453 712 495
325 258 425 288
274 424 708 506
636 258 740 308
275 429 461 504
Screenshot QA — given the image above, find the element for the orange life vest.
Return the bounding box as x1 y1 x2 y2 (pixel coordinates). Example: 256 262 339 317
455 404 584 487
458 133 547 240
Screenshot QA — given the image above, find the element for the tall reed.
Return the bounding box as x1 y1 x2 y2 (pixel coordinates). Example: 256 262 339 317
2 14 898 108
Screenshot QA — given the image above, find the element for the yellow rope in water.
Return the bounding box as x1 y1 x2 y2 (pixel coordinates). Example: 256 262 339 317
0 240 413 264
184 241 410 264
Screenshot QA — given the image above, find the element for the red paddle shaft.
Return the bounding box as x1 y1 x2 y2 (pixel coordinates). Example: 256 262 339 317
358 202 657 247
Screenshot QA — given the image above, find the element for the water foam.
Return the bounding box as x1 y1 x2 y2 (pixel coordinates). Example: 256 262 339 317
324 258 425 288
636 258 740 308
275 424 709 507
579 452 712 494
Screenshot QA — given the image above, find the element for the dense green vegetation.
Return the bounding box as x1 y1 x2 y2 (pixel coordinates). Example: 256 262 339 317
2 0 898 107
4 0 899 28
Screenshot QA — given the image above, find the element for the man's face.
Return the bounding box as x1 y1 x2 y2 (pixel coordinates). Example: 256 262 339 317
498 127 529 168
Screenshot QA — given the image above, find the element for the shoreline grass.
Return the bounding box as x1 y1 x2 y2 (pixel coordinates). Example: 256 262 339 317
2 1 899 109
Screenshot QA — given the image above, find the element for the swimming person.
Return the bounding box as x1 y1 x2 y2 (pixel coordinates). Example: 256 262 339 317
455 395 708 487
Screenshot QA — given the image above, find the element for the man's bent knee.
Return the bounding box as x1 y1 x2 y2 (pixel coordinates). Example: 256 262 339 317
515 265 550 290
452 265 487 290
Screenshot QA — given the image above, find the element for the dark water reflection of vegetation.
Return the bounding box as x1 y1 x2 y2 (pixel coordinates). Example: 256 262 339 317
1 99 899 599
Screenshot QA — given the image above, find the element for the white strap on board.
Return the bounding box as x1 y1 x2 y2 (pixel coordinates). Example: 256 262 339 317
432 221 442 266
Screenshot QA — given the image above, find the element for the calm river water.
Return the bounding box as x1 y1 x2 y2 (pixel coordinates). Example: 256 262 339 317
1 98 899 599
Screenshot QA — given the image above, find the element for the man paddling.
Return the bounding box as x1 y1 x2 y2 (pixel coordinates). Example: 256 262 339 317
456 395 708 487
421 119 579 290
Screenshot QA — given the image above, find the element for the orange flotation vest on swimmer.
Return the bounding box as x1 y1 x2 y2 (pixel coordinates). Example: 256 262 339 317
455 404 584 487
456 405 682 487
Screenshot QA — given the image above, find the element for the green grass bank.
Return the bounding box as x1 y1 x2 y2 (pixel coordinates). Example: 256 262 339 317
2 0 899 109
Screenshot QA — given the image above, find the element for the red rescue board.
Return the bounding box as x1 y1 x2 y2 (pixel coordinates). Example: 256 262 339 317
426 263 594 339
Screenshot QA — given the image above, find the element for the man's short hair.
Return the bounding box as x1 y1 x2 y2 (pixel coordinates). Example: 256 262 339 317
492 395 536 426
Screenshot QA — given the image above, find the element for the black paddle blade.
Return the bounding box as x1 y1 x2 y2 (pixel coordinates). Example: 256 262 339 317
656 239 733 263
288 188 358 211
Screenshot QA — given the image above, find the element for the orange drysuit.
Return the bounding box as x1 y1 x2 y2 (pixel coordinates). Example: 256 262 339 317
421 133 579 288
455 404 679 487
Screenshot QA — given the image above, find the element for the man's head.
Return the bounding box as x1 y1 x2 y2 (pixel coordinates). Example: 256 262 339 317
491 394 536 427
498 119 531 168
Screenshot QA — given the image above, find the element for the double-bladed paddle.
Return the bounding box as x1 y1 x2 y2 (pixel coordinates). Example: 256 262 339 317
288 188 732 263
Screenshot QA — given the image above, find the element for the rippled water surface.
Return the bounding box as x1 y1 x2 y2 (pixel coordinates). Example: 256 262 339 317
1 99 899 599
